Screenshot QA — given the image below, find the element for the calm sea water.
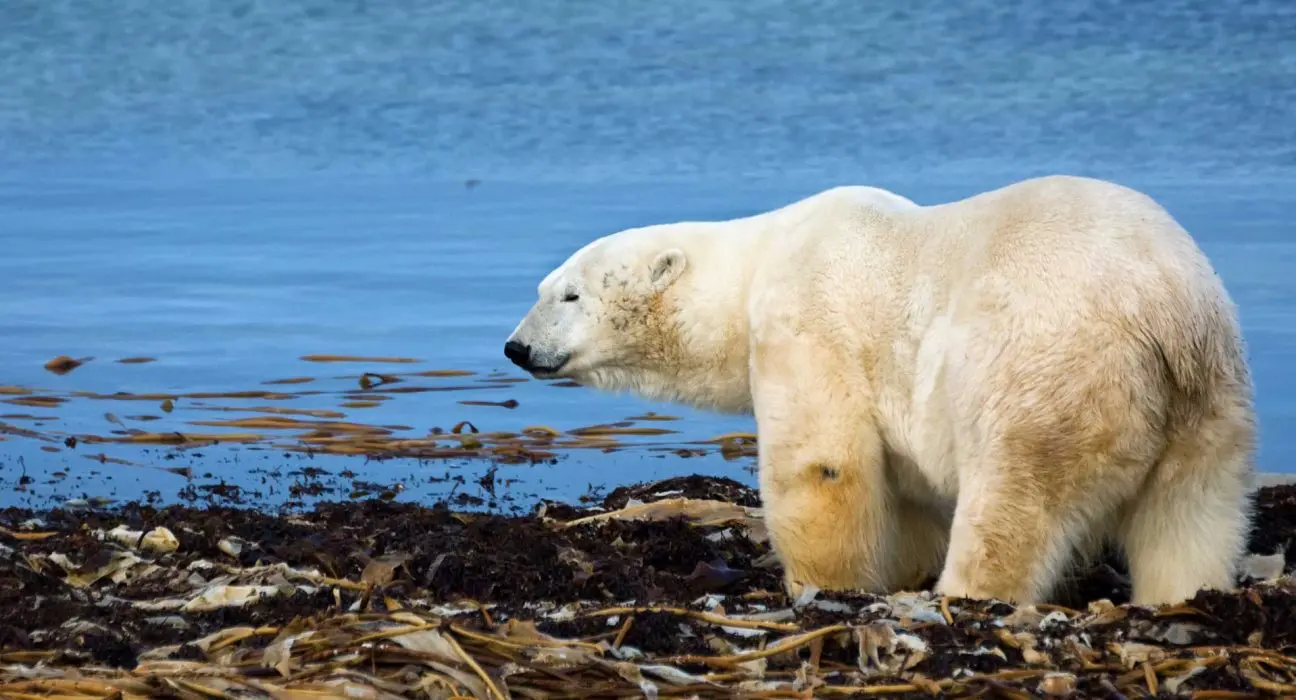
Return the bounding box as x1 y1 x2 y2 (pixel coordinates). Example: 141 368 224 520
1 0 1293 510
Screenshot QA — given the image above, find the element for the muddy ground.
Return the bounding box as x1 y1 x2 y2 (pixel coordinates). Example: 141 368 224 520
1 475 1295 697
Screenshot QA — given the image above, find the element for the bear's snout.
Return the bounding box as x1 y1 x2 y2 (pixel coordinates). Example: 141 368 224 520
503 340 532 370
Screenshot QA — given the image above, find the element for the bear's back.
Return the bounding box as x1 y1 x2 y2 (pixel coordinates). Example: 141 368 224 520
745 175 1224 352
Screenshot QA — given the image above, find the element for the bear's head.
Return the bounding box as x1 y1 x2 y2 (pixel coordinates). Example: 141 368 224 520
504 230 689 390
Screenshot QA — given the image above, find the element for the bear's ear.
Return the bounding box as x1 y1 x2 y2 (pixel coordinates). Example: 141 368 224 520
649 248 687 290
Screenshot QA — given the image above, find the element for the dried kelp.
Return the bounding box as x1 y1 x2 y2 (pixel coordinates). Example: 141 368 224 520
2 477 1295 698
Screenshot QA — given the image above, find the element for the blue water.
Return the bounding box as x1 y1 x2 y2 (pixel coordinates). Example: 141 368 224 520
1 0 1294 510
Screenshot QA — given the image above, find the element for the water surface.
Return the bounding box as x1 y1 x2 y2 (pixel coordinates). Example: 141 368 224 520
1 0 1293 509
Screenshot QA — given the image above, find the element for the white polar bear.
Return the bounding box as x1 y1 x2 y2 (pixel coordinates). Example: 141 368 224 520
504 175 1256 607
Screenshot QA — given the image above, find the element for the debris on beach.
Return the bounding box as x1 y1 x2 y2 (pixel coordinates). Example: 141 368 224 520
2 476 1295 698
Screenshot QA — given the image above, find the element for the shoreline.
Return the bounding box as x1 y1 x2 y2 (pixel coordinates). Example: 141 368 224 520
1 473 1294 697
7 469 1294 516
1256 471 1296 488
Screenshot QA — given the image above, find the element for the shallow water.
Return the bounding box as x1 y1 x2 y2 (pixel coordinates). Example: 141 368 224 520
1 0 1293 509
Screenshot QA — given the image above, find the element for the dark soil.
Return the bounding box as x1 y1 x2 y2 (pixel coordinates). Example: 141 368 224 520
1 476 1294 694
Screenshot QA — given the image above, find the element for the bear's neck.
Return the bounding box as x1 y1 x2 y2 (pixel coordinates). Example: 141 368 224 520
617 226 760 415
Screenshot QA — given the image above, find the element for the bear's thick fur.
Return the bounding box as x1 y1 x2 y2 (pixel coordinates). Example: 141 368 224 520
505 175 1256 606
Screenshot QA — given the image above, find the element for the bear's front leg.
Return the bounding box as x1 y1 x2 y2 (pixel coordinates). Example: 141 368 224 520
751 335 901 597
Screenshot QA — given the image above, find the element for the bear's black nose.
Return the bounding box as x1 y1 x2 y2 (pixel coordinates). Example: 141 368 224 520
503 340 532 369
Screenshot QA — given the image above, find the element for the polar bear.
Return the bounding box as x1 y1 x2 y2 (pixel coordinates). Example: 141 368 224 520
504 175 1256 606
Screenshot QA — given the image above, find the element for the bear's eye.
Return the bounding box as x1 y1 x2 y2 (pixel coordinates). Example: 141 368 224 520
562 292 579 303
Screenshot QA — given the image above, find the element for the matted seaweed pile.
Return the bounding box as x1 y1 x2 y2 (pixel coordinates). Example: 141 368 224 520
2 355 761 468
2 476 1295 698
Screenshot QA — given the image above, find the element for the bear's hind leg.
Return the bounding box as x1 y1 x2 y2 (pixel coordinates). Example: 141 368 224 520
934 467 1111 604
1119 410 1254 606
934 309 1171 604
934 426 1155 605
